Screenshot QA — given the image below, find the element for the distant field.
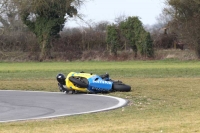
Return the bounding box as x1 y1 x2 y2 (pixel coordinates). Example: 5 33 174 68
0 60 200 133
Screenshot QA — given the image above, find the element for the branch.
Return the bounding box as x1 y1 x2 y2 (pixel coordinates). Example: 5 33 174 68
0 15 9 28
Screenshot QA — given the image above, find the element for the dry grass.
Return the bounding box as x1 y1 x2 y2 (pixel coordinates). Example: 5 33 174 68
1 77 200 133
0 79 57 92
155 49 198 60
0 61 200 132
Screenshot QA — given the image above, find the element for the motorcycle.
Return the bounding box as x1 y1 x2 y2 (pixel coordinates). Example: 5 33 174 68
56 72 131 94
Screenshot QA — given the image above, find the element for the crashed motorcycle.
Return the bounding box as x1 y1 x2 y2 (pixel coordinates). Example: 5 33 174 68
56 72 131 94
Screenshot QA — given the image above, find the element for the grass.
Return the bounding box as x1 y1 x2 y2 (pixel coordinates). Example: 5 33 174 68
0 60 200 132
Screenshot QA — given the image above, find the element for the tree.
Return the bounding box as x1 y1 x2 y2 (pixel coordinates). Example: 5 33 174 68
145 32 154 57
164 0 200 58
12 0 84 60
119 16 154 57
114 14 127 26
0 0 25 32
105 16 154 58
106 25 119 56
0 0 34 53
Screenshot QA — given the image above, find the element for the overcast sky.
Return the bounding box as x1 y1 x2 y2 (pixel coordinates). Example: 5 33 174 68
66 0 165 27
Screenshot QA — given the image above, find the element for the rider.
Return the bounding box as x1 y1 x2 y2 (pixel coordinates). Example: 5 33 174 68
56 73 68 92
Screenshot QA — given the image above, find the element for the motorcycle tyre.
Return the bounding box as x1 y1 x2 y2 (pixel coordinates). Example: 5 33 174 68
112 82 131 92
69 76 88 88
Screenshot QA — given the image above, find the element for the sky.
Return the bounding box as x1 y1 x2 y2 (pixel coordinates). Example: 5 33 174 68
66 0 165 28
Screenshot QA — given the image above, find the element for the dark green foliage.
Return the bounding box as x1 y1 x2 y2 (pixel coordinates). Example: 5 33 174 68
106 25 120 56
106 16 154 58
119 16 154 57
145 32 154 57
20 0 78 60
120 17 138 57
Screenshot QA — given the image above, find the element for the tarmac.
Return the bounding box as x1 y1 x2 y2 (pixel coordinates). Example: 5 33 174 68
0 90 127 123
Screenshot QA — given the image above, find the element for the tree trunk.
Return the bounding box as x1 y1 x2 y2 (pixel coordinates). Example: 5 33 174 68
39 34 52 61
132 45 137 58
196 40 200 59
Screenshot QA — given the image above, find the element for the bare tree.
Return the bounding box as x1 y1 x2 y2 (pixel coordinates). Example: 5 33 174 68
0 0 24 32
164 0 200 58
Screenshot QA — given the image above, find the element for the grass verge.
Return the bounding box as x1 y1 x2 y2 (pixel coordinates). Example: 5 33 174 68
0 60 200 133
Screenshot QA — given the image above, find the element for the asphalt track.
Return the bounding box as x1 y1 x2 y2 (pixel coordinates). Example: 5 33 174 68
0 90 127 123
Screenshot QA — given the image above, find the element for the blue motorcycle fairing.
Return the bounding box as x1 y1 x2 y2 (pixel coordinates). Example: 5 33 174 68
87 75 113 92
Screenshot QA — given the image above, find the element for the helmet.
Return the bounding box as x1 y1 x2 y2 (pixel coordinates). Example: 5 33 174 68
56 73 66 85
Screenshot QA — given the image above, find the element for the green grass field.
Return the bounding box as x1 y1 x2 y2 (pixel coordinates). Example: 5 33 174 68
0 60 200 133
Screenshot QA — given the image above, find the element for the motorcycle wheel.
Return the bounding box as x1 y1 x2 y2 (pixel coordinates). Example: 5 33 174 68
112 82 131 92
69 76 88 88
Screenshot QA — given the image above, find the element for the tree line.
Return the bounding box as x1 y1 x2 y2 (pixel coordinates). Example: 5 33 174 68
0 0 200 61
155 0 200 58
107 16 153 58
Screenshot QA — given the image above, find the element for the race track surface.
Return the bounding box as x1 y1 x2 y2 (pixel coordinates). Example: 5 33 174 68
0 90 127 123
